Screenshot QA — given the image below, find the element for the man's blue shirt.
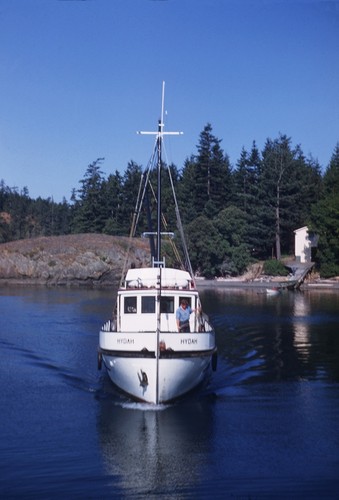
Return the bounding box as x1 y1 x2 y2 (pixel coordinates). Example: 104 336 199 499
176 305 192 323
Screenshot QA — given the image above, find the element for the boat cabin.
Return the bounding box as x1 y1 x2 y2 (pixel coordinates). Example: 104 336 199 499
117 267 199 333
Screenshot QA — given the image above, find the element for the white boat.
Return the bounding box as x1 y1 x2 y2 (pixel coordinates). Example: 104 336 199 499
266 287 281 296
98 82 217 404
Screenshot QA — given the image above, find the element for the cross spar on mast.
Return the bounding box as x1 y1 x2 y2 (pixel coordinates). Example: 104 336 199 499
137 81 183 267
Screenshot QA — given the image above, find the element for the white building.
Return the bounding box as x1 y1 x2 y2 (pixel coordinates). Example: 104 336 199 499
294 226 318 263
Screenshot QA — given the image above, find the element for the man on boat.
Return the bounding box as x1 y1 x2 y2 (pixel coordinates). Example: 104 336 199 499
176 299 194 332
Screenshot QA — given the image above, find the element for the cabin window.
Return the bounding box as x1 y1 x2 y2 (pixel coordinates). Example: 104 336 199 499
179 296 192 308
160 296 174 313
141 296 155 313
124 296 137 314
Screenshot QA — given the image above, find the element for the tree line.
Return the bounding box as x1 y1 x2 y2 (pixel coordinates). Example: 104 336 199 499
1 124 338 278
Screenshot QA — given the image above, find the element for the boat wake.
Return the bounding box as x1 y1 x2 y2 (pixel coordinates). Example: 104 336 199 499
1 336 102 395
120 401 169 411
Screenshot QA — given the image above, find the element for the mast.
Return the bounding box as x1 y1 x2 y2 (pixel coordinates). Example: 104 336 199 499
137 81 183 267
156 118 162 265
138 82 183 404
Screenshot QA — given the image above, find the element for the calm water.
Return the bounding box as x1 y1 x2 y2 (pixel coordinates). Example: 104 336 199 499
1 286 339 499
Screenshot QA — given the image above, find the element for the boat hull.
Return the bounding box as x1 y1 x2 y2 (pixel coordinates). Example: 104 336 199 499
99 324 216 404
101 351 214 404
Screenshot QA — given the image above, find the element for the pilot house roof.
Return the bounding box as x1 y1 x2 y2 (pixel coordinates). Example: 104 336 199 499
123 267 194 290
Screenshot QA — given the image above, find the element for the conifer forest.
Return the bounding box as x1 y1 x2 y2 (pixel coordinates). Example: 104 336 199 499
1 125 339 278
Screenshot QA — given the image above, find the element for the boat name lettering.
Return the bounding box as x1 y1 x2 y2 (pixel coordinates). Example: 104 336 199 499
117 338 135 344
180 338 198 345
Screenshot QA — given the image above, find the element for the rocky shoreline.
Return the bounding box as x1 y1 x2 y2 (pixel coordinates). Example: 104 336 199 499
0 234 338 290
0 234 149 287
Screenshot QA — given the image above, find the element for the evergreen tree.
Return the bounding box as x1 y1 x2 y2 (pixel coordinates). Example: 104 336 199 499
120 161 144 235
28 197 53 237
185 215 226 278
102 171 124 235
323 142 339 194
185 124 232 218
309 143 339 277
177 156 196 224
10 187 31 239
256 135 313 259
214 205 251 275
72 158 106 233
233 147 249 210
233 142 262 255
54 198 71 235
0 181 12 242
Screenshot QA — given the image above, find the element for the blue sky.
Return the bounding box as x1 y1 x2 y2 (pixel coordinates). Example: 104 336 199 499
1 0 338 202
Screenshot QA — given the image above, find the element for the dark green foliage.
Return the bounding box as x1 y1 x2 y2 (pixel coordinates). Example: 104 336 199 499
309 143 339 277
214 205 252 275
220 244 251 277
102 171 124 235
185 216 226 278
180 124 232 220
177 157 196 223
318 262 339 279
263 259 289 276
71 158 106 233
120 161 144 235
0 183 71 242
233 142 261 215
323 143 339 195
233 143 268 258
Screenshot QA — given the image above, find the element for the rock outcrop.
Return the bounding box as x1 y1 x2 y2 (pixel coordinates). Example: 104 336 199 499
0 234 150 286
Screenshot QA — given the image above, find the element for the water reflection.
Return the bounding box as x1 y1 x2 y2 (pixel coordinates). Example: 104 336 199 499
199 288 339 384
293 293 311 362
97 399 214 496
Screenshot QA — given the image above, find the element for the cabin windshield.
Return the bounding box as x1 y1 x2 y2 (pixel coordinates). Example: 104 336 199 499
142 296 155 313
160 296 174 313
121 295 196 315
124 296 137 313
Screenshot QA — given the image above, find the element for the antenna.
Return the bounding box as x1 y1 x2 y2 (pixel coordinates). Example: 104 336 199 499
160 81 165 131
137 81 183 139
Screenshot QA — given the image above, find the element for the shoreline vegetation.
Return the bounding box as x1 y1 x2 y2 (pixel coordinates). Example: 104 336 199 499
0 234 338 290
196 277 339 291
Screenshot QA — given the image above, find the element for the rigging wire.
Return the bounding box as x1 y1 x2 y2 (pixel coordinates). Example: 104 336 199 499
117 170 146 291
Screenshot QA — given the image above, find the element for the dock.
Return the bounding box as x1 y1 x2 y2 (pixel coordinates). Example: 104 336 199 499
285 262 315 289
